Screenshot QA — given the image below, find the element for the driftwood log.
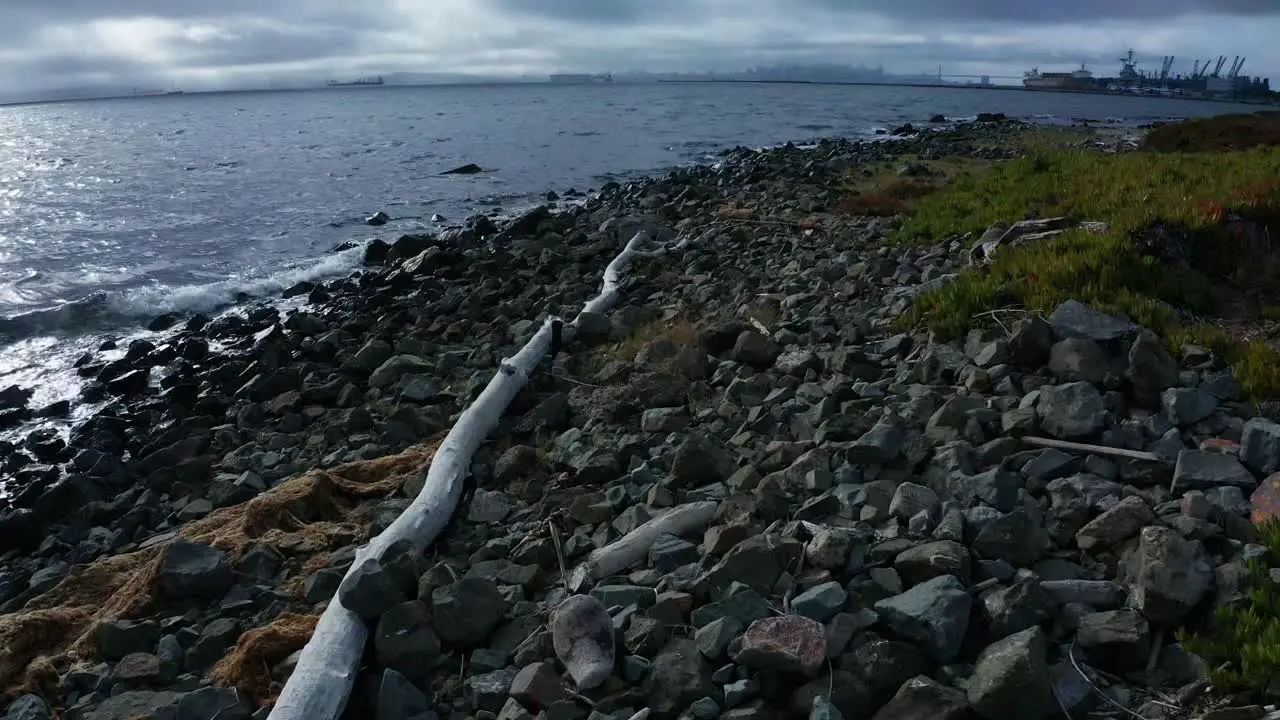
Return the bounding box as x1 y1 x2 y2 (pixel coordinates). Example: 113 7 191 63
267 231 682 720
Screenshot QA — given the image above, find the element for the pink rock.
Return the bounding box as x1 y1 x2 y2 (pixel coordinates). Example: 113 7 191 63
509 662 569 711
1252 472 1280 525
731 615 827 677
1199 438 1241 455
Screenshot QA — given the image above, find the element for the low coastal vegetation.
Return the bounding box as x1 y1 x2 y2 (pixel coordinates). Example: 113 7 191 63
879 114 1280 694
895 112 1280 401
1179 519 1280 694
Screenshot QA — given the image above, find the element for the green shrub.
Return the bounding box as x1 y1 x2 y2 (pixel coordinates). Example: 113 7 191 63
1180 521 1280 694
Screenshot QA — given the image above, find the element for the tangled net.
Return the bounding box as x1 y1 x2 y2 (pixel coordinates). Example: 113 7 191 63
0 440 439 699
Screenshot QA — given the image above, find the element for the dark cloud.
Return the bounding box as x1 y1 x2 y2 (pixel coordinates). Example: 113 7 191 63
494 0 1280 23
834 0 1280 22
489 0 698 23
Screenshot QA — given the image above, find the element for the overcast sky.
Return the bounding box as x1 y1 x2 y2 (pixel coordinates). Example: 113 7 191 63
2 0 1278 96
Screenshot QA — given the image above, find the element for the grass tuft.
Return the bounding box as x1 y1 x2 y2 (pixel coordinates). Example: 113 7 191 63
607 317 702 364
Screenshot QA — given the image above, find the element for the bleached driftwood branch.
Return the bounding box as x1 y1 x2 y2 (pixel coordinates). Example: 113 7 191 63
569 500 719 591
268 230 683 720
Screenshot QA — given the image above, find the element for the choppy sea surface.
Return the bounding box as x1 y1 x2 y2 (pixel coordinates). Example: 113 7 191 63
0 81 1263 417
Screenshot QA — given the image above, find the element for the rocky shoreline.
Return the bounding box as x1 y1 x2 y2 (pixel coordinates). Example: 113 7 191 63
0 116 1263 720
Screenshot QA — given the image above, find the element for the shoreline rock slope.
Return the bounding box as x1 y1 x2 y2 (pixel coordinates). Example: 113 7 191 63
0 119 1262 720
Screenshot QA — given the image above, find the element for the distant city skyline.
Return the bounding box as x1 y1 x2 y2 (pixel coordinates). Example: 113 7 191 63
2 1 1279 104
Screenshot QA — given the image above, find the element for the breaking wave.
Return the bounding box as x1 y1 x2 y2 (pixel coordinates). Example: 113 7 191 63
0 243 366 344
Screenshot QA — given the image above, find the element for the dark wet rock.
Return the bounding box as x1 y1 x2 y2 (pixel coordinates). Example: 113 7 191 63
790 582 847 623
1162 387 1220 426
1048 338 1110 384
1172 449 1256 492
670 433 737 489
1049 301 1135 342
874 574 971 664
1121 526 1213 624
184 618 241 672
970 509 1047 567
442 163 484 175
1126 330 1178 406
377 668 433 720
106 368 150 396
156 540 233 601
983 568 1054 635
731 331 780 369
376 601 443 679
871 676 969 720
1076 609 1151 672
147 312 184 332
1036 382 1106 439
846 639 930 706
644 638 716 716
0 385 32 411
174 687 250 720
282 280 315 298
96 619 160 661
73 690 184 720
4 695 52 720
432 577 505 647
695 534 802 597
510 662 570 711
363 239 391 265
967 627 1055 720
1241 418 1280 474
894 540 970 588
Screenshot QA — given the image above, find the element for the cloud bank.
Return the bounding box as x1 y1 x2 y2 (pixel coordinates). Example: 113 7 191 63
1 0 1277 99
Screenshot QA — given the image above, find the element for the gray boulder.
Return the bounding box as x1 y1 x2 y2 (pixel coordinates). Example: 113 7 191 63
1162 387 1219 426
5 695 51 720
1048 338 1109 384
1049 301 1135 342
874 575 971 664
1241 418 1280 475
1126 330 1177 406
1036 382 1106 439
377 668 433 720
157 540 232 601
1075 609 1151 672
338 558 408 619
1172 450 1256 492
432 577 505 647
871 675 969 720
1122 526 1213 624
1074 496 1155 551
967 627 1055 720
376 601 443 679
644 639 716 715
731 331 780 369
369 355 432 389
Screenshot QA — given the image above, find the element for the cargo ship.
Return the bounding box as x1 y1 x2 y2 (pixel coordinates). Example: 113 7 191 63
548 73 613 84
326 76 384 87
1023 64 1095 90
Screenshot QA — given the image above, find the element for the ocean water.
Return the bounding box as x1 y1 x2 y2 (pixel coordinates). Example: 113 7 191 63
0 81 1263 418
